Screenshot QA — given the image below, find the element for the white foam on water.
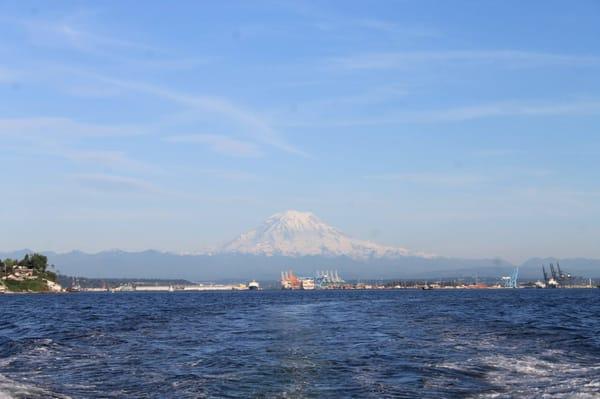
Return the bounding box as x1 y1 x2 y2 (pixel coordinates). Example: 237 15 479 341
0 373 70 399
445 349 600 398
0 339 69 399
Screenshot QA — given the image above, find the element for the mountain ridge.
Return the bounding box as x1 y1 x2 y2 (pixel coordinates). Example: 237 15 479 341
220 210 425 259
1 249 599 280
2 211 599 279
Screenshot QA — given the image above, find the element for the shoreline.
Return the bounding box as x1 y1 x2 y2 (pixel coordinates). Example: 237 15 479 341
1 286 597 295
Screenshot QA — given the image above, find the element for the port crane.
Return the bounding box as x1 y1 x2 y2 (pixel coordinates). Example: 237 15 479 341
542 262 573 288
550 263 558 281
556 262 572 282
502 266 519 288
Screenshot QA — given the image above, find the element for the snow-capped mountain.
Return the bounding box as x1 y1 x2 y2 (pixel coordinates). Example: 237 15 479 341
220 210 422 259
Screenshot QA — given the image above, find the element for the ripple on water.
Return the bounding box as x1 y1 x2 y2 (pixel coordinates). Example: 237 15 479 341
0 289 598 398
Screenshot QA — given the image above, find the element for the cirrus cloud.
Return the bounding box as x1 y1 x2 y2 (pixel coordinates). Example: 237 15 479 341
165 134 263 157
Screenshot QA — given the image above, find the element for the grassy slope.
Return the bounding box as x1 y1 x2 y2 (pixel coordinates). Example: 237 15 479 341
3 278 49 292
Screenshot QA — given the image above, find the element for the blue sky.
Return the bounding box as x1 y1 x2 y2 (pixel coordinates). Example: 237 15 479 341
1 0 600 262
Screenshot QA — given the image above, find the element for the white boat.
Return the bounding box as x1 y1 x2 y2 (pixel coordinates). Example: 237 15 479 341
301 278 315 290
534 280 546 289
67 277 82 292
114 283 135 292
248 280 260 290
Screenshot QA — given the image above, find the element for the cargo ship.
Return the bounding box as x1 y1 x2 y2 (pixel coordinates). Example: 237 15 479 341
281 270 301 289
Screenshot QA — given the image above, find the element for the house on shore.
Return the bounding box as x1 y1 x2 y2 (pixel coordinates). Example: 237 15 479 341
3 266 36 281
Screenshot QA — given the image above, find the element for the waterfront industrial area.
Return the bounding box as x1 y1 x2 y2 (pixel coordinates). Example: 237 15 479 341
278 263 598 290
58 279 262 293
1 252 598 293
54 262 599 293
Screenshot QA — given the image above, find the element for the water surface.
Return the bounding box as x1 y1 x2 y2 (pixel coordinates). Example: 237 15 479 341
0 289 599 398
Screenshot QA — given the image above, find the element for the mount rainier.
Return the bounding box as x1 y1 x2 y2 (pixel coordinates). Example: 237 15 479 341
220 210 425 259
9 210 589 280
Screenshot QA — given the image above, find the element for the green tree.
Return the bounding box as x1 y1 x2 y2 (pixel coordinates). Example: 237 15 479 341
30 253 48 272
18 254 32 268
2 258 16 275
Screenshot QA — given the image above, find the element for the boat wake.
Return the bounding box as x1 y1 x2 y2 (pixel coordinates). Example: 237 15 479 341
0 373 68 399
0 289 598 397
438 349 600 398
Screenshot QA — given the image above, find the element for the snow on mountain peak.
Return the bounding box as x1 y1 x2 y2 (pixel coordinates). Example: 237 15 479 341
220 210 419 259
266 210 322 230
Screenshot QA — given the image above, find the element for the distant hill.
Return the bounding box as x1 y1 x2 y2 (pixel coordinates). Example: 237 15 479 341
0 249 508 280
1 250 598 280
2 211 598 280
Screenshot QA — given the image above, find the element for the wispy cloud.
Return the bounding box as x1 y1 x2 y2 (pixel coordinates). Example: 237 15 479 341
195 169 260 181
165 134 262 158
72 173 158 193
282 99 600 127
366 172 486 187
58 147 160 174
121 56 217 71
66 84 123 98
276 2 438 38
300 85 409 108
5 15 211 72
16 17 158 56
366 167 554 189
89 76 307 156
354 19 439 37
329 50 600 70
0 117 145 138
422 101 600 121
472 148 525 159
0 117 160 178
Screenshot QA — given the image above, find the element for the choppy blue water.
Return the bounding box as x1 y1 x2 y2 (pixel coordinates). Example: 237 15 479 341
0 289 599 398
